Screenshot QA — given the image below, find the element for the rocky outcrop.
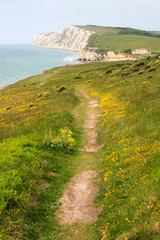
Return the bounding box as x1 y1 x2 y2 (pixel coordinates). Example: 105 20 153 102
78 51 103 61
77 50 140 62
33 26 94 51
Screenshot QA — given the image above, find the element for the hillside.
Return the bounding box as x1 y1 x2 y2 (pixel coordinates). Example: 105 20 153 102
87 33 160 53
0 56 160 239
33 25 160 55
82 25 160 53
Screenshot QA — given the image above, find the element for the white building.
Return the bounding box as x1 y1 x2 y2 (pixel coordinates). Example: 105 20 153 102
132 48 151 55
88 47 99 50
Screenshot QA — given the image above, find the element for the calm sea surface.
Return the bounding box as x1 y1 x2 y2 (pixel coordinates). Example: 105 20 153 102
0 44 79 89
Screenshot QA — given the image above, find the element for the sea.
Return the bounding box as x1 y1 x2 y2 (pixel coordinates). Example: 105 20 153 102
0 44 79 89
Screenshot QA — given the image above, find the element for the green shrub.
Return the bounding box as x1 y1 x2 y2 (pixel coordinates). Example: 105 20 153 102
131 67 139 72
44 127 75 150
124 48 131 54
106 69 112 74
57 86 67 92
134 61 145 67
148 67 156 72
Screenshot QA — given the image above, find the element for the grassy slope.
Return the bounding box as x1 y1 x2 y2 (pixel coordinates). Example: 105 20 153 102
88 34 160 53
78 25 160 53
0 67 82 239
84 57 160 239
0 56 160 239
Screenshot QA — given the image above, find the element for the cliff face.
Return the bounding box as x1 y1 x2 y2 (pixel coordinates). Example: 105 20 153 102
77 51 140 62
33 26 94 51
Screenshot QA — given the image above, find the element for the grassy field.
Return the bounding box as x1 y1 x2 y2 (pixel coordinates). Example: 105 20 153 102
87 34 160 53
0 56 160 239
78 25 160 53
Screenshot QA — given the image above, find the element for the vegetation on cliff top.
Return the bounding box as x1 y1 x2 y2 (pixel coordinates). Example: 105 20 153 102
0 55 160 239
77 25 160 53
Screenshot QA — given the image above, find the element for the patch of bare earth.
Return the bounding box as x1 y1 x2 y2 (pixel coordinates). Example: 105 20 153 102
59 170 102 224
58 89 103 224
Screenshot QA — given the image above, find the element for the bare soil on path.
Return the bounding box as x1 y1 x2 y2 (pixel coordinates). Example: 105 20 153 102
58 88 103 225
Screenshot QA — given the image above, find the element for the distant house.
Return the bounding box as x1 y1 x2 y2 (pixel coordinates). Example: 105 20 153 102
88 47 99 50
132 48 151 55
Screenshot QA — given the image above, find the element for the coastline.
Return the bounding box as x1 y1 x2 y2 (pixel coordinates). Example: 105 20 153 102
35 45 80 53
0 45 79 90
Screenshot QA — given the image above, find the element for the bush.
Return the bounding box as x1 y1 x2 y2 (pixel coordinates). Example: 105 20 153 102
44 127 75 150
148 67 156 72
131 67 140 72
57 86 67 92
106 69 112 74
124 49 131 54
134 61 145 67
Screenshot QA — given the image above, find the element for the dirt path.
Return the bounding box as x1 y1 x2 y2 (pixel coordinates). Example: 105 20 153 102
83 93 103 153
58 88 102 224
59 170 102 224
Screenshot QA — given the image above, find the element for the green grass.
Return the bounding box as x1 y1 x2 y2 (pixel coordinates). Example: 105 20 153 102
77 25 160 53
79 25 160 39
76 25 120 35
0 56 160 239
0 68 82 239
87 34 160 53
84 56 160 239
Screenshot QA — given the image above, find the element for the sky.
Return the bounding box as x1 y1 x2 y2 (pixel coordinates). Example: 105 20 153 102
0 0 160 43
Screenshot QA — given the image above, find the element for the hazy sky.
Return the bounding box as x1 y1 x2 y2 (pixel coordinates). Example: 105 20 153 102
0 0 160 43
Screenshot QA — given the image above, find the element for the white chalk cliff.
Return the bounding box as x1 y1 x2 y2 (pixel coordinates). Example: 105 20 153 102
33 26 94 51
